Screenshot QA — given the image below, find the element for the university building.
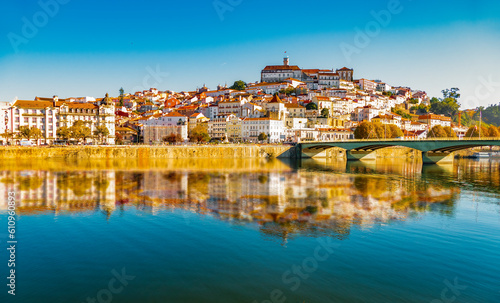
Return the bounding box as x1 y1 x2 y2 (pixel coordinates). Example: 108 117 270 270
260 56 354 90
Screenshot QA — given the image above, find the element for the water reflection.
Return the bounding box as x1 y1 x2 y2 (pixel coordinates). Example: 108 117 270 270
8 159 497 243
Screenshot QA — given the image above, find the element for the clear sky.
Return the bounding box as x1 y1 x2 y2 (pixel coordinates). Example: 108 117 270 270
1 0 500 109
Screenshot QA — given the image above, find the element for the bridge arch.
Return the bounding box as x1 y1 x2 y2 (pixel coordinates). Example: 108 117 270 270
299 139 500 164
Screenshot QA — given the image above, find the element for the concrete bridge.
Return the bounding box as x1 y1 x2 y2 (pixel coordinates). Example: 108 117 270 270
299 138 500 164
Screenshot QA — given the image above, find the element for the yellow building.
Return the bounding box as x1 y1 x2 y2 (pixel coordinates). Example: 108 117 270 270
226 116 242 141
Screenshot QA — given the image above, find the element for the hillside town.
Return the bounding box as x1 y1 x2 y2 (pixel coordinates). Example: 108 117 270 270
0 57 478 146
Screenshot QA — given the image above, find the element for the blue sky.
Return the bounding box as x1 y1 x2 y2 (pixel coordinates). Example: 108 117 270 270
1 0 500 109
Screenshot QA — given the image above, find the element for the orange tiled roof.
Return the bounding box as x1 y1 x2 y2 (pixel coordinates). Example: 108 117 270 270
13 100 99 109
263 65 301 71
268 95 283 103
165 111 186 117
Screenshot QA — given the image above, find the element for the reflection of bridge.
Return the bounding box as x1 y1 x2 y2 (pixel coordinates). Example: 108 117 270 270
299 138 500 163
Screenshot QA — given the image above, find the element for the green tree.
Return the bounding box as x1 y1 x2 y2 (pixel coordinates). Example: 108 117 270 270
57 126 71 140
94 125 110 144
480 104 500 126
279 87 295 96
19 126 32 140
306 102 318 110
392 107 412 119
487 125 500 137
119 87 125 106
189 125 210 143
465 125 488 137
443 126 457 138
354 121 385 139
1 131 15 144
19 126 43 143
258 132 268 142
30 127 43 144
294 87 307 95
164 133 183 143
429 88 460 117
427 125 448 138
410 104 430 115
441 88 460 99
372 122 385 139
229 80 246 91
354 122 372 139
71 120 92 143
321 108 329 118
115 132 124 145
387 124 404 138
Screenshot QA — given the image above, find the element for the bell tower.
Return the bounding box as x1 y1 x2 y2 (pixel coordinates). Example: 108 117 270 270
283 56 289 66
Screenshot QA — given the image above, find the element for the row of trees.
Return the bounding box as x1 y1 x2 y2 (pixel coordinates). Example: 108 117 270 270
167 125 272 144
464 125 500 137
427 125 457 138
1 126 44 143
426 124 500 138
354 122 404 139
1 122 110 144
162 126 212 144
57 121 110 144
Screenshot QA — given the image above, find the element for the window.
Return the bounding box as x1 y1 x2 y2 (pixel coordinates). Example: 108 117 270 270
24 117 28 123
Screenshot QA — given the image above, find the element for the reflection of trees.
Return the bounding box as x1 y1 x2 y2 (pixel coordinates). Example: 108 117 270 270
258 175 268 184
127 170 461 240
18 176 44 191
163 172 182 183
56 172 93 196
94 178 110 193
188 172 211 198
353 176 388 198
4 162 471 240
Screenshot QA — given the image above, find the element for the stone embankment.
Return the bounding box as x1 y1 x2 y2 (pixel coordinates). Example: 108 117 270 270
0 145 299 160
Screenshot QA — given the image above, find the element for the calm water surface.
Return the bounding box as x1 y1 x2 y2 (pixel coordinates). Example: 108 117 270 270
0 158 499 303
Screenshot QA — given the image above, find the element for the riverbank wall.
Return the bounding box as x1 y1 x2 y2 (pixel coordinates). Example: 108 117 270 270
0 145 456 161
0 145 299 160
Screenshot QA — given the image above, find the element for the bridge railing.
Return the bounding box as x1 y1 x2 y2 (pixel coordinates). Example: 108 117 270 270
302 137 500 144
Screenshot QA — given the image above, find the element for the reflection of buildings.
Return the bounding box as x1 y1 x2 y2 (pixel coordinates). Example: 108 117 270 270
0 171 115 214
0 167 463 239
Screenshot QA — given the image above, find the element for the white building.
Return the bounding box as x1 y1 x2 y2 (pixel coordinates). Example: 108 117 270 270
7 95 115 144
242 118 284 142
418 114 452 128
208 114 235 141
318 72 340 89
142 111 188 127
261 57 302 83
351 106 383 122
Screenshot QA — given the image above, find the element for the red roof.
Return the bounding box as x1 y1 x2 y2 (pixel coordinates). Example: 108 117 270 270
263 65 301 71
165 111 186 117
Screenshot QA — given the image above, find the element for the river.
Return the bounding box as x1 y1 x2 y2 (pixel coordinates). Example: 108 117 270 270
0 158 499 302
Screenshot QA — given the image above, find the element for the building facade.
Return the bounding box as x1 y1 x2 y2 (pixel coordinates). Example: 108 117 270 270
7 95 115 144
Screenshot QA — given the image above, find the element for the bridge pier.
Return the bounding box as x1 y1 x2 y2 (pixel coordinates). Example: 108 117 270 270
422 151 454 164
347 150 377 161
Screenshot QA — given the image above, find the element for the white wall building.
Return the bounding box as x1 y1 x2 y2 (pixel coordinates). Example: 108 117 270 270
242 118 284 142
7 95 115 144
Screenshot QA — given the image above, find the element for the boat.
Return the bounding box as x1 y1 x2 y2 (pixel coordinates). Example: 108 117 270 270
471 152 490 158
